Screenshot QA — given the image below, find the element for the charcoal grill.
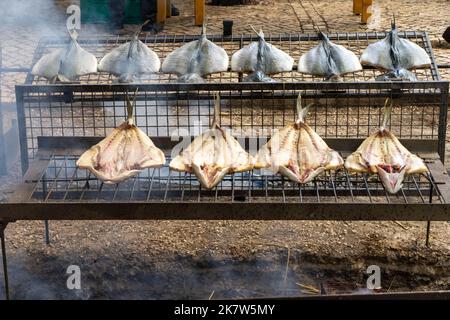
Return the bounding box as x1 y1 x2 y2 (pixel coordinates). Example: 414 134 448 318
0 31 449 300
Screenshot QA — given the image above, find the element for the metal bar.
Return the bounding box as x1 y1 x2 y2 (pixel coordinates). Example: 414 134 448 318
0 222 9 300
14 86 29 175
36 136 441 159
2 202 450 221
438 82 449 162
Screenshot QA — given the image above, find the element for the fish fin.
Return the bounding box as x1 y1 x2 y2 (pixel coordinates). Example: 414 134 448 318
169 155 189 172
344 153 368 172
406 154 429 174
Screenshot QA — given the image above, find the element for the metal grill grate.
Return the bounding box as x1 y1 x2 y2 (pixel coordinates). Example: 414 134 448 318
15 81 448 174
26 32 441 85
27 154 444 205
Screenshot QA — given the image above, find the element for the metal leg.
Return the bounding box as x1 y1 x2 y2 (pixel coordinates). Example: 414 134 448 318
0 222 10 300
426 179 433 247
44 220 50 245
425 221 431 247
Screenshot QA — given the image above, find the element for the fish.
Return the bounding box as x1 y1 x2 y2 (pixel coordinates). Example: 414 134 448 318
360 18 431 81
231 27 294 82
298 32 362 81
76 90 165 184
344 99 429 194
161 25 229 83
98 21 161 83
255 94 344 183
31 28 97 83
169 93 254 189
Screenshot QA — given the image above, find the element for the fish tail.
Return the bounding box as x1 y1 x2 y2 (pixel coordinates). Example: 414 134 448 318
250 25 264 40
212 93 221 128
381 98 393 130
296 94 313 123
126 89 139 125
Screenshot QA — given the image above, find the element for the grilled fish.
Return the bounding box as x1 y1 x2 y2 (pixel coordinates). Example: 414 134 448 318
345 99 428 194
231 27 294 82
161 25 229 83
77 91 165 184
31 28 97 83
360 18 431 81
98 21 161 83
255 95 344 183
298 32 362 81
169 94 254 189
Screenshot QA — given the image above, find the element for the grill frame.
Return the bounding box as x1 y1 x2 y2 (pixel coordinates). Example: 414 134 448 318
7 31 450 222
8 80 450 222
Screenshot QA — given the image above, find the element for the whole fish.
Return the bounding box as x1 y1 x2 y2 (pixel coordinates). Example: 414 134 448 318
77 90 165 184
231 27 294 82
255 95 344 183
345 99 429 193
31 28 97 83
298 32 362 81
360 18 431 81
161 25 229 83
98 21 161 83
170 93 254 189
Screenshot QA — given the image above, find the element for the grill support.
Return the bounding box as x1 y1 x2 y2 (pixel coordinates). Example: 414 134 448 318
0 222 9 300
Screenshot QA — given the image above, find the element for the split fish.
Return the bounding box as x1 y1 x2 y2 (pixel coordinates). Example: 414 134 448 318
77 90 165 184
169 93 254 189
98 21 161 83
231 27 294 82
255 94 344 183
344 99 429 194
31 28 97 83
298 32 362 81
161 25 229 83
360 18 431 81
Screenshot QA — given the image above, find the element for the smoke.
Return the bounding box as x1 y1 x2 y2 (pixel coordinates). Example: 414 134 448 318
0 0 64 25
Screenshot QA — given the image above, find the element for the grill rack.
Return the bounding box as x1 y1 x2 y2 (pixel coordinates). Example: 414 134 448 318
26 31 441 85
30 153 443 205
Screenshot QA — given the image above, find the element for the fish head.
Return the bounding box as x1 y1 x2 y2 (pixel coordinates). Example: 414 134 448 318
243 71 275 82
377 164 406 194
192 162 228 189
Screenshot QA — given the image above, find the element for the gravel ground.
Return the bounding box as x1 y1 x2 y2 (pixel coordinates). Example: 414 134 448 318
1 0 450 299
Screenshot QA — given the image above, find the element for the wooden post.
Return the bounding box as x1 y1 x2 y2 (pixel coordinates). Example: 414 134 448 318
156 0 167 24
195 0 205 26
166 0 172 18
353 0 362 15
361 0 372 24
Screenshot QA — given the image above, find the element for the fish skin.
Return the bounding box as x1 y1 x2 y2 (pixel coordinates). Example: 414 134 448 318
169 95 254 189
298 32 362 79
98 34 160 81
77 92 165 184
31 30 97 81
255 95 343 184
345 101 428 194
360 21 430 81
231 29 294 82
161 25 229 83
